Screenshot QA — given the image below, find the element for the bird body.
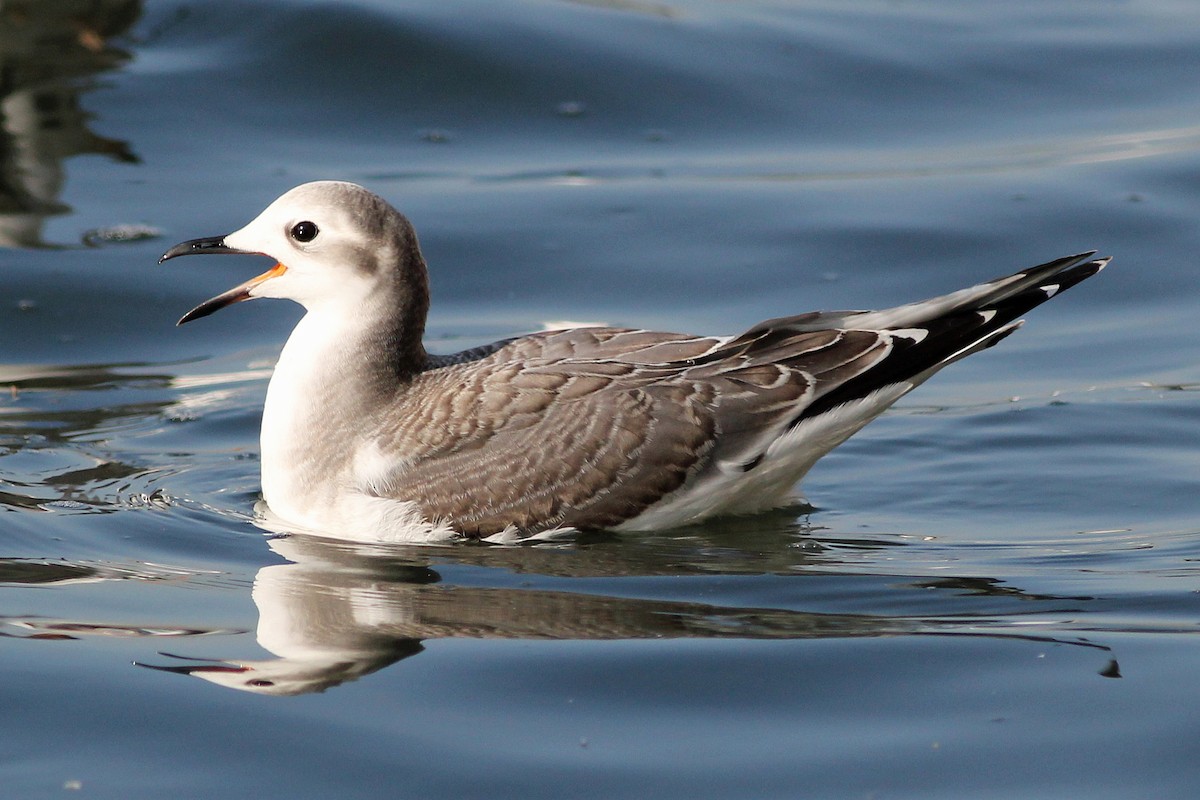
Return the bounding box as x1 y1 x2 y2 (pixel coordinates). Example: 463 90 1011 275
161 181 1107 543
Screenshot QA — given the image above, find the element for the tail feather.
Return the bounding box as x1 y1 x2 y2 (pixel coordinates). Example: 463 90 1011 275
842 251 1102 330
792 254 1109 424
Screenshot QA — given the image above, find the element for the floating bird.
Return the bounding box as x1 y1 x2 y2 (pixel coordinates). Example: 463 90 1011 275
161 181 1107 543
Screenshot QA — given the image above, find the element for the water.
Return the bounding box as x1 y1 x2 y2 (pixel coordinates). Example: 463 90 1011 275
2 1 1199 797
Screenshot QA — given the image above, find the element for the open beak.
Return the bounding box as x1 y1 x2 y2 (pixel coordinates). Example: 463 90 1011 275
135 661 251 676
159 235 248 261
160 236 288 326
134 650 251 675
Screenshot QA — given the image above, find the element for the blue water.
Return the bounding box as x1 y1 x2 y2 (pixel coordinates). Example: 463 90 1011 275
3 1 1200 797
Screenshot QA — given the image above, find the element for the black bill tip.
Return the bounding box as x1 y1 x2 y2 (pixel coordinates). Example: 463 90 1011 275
134 660 250 676
159 236 247 264
176 285 253 326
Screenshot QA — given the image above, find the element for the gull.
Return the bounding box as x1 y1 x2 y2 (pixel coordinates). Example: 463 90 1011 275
160 181 1107 543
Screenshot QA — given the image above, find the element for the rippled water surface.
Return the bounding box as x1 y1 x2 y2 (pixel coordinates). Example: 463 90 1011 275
3 1 1200 797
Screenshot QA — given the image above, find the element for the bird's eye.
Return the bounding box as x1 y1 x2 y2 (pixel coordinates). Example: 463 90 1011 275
290 221 319 243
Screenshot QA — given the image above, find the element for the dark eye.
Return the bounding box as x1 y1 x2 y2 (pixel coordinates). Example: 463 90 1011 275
290 221 319 242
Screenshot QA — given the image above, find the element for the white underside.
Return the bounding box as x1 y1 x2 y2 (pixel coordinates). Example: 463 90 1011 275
255 496 462 544
256 496 582 545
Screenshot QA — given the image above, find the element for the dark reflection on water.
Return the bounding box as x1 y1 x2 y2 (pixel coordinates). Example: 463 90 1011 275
121 533 1116 697
0 0 141 248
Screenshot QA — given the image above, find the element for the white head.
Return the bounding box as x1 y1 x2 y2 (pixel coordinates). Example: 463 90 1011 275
161 181 429 325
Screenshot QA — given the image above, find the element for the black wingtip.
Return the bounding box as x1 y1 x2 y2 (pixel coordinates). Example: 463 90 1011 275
787 252 1109 426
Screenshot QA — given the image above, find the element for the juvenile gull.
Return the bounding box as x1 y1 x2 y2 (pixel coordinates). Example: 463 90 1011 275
160 181 1108 543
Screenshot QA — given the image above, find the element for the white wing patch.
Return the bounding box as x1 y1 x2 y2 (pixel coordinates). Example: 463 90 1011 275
889 327 929 343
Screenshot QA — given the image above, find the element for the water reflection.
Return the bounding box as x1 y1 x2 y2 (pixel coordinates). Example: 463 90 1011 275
0 0 141 248
139 533 1116 696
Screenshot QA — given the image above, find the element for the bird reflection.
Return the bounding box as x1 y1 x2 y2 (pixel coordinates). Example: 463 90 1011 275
141 534 898 695
0 0 141 247
138 532 1116 696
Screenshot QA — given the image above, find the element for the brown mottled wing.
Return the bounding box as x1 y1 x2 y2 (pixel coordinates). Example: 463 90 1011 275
375 330 722 535
370 327 888 536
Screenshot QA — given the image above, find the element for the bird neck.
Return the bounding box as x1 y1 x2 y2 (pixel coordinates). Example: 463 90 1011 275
371 273 430 380
258 289 428 510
